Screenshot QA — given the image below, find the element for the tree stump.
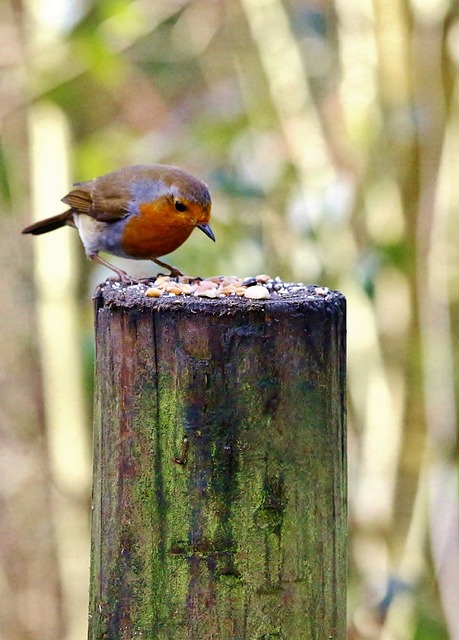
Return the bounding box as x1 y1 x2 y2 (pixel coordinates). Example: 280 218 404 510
89 281 347 640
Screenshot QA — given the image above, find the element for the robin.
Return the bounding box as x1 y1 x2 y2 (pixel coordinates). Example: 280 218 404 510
22 164 215 280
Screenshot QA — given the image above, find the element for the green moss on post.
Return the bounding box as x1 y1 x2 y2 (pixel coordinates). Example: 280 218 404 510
89 285 347 640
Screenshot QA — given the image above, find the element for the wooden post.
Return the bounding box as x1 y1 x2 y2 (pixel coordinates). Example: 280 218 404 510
89 283 346 640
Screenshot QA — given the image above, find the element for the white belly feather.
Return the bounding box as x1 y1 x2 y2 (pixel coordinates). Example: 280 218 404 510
73 213 106 257
72 213 131 259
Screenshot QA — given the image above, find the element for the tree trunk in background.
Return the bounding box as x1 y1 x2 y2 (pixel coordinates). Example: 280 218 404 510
0 168 64 640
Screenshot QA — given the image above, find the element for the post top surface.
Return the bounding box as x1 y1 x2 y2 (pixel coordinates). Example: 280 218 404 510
94 275 345 316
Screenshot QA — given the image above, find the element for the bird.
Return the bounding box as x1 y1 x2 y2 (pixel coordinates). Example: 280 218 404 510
22 163 215 280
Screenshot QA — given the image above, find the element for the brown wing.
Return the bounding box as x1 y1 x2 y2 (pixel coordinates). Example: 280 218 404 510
61 180 130 223
61 188 92 213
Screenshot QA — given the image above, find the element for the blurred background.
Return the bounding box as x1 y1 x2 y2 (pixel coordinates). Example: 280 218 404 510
1 0 458 637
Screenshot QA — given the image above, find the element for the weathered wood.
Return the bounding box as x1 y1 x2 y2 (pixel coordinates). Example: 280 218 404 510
89 283 347 640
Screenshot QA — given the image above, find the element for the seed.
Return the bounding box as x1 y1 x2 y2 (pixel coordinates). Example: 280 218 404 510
219 285 238 295
244 285 270 300
145 287 163 298
256 274 271 283
198 280 219 291
166 284 183 295
196 288 218 298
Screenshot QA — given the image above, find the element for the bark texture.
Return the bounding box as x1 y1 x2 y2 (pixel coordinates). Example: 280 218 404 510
89 284 346 640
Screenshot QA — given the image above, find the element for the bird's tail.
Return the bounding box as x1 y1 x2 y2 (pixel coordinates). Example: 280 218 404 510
22 210 74 235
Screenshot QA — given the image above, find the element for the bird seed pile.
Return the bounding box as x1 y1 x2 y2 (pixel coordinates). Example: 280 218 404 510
108 274 331 301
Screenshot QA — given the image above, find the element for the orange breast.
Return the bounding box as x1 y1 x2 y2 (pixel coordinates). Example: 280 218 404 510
120 202 194 259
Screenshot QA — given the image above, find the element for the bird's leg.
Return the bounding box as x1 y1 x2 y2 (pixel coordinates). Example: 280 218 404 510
152 257 183 278
90 254 140 283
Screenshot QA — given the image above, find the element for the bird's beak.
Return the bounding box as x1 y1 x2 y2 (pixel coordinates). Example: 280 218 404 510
197 223 215 242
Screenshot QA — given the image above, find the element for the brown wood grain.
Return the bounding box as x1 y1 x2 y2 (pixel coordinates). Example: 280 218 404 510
89 285 347 639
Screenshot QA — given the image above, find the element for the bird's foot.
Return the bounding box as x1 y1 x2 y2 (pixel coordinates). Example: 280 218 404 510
152 258 183 278
91 254 141 285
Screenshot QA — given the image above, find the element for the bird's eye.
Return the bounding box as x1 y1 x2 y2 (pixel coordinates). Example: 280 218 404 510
174 201 187 212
